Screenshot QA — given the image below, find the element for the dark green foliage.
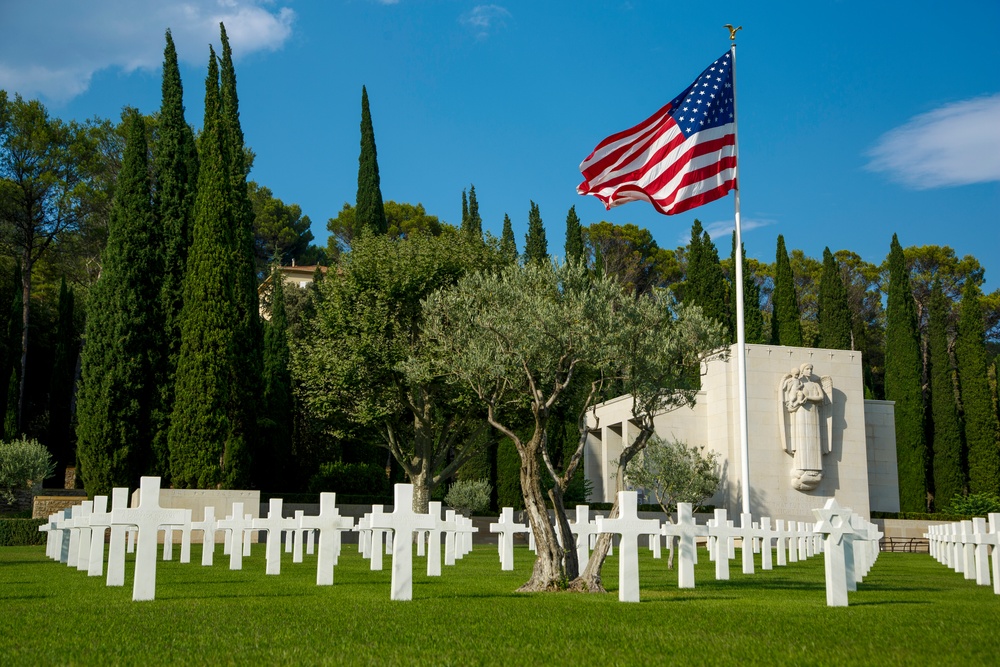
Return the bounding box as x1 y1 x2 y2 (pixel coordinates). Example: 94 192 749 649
564 206 584 264
946 491 1000 516
47 279 77 481
0 518 45 545
928 280 964 507
219 24 264 488
770 235 803 346
729 233 765 344
884 234 927 511
169 49 241 489
956 280 1000 495
523 201 547 263
153 29 199 478
307 460 390 496
258 270 293 490
355 86 387 237
249 181 318 275
461 185 483 241
585 222 679 295
818 247 853 349
76 110 162 496
496 437 523 509
681 221 727 337
500 214 517 264
0 261 21 440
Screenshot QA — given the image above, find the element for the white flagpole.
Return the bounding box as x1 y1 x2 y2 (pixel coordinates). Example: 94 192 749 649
727 28 751 516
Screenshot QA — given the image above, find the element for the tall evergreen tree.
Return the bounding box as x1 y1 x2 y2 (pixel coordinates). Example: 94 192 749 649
76 110 162 496
770 234 803 346
168 48 241 488
523 201 547 263
729 232 765 344
564 206 584 264
500 214 518 264
259 271 293 491
683 221 727 336
928 280 964 507
48 278 77 482
462 185 483 241
956 280 1000 495
0 260 20 440
884 234 927 511
153 28 199 478
219 24 263 488
818 247 852 349
460 189 469 231
356 86 387 237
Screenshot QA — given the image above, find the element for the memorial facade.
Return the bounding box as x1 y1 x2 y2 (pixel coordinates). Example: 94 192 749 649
584 344 900 523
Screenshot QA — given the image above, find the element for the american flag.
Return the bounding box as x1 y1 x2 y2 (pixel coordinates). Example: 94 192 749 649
577 51 737 215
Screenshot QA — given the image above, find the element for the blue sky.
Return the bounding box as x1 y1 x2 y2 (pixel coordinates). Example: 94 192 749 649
2 1 998 290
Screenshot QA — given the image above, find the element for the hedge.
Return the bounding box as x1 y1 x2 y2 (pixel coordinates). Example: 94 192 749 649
0 518 46 546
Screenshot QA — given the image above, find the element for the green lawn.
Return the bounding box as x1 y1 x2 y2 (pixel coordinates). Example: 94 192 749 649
1 543 997 665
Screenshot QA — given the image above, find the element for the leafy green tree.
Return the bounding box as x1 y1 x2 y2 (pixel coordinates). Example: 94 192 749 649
523 201 547 263
76 110 161 496
153 29 199 478
564 206 584 264
355 86 387 237
818 247 853 349
770 234 803 346
884 234 927 511
499 213 517 264
0 436 53 503
835 250 885 396
928 280 964 508
248 181 318 273
728 233 766 344
326 200 443 257
258 268 293 490
956 280 1000 495
625 436 720 513
585 221 680 295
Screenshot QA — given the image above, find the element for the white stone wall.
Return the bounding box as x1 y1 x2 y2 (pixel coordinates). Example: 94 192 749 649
865 400 901 513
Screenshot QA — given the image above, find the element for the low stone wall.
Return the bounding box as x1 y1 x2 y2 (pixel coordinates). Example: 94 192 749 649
32 492 88 519
874 518 947 539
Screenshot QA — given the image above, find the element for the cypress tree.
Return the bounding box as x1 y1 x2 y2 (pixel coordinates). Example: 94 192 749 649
76 110 162 496
818 247 852 350
0 260 20 440
884 234 927 511
928 280 964 507
500 214 518 264
462 185 483 241
956 280 1000 495
564 206 584 264
3 262 21 437
169 48 240 488
683 221 727 337
220 24 262 488
356 86 387 237
771 235 803 346
48 278 77 482
523 201 547 263
729 233 765 344
460 189 469 231
153 28 199 478
259 271 293 491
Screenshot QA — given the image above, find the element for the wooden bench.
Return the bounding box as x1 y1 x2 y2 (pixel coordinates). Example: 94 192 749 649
879 537 929 553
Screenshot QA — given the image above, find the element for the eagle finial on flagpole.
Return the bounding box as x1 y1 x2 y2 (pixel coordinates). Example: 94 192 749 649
724 24 743 41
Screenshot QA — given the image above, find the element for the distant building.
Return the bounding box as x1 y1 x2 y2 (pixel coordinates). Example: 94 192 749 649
258 262 328 319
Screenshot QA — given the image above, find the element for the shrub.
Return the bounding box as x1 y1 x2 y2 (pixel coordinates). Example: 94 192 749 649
307 461 390 496
444 479 492 516
623 436 721 513
0 518 46 546
0 437 54 504
946 492 1000 517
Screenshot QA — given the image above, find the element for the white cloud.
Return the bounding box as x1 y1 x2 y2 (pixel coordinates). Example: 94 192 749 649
866 93 1000 189
460 5 511 39
0 0 295 102
677 218 775 246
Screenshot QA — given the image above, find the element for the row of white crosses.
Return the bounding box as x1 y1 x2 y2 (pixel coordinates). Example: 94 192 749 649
925 514 1000 595
485 491 881 607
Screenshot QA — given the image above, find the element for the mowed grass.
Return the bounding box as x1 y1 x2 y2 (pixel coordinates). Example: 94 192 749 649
1 542 998 666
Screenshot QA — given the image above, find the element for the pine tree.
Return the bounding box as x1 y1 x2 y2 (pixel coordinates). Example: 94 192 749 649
523 201 547 263
356 86 387 237
729 233 765 344
956 280 1000 495
259 271 293 491
771 234 803 346
48 278 77 482
500 214 518 264
928 280 964 508
219 24 262 488
884 234 927 511
76 110 162 496
564 206 584 264
168 48 240 488
153 28 199 478
818 247 852 350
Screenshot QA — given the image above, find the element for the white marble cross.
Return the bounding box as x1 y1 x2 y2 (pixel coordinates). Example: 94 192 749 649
299 492 354 586
86 495 111 577
292 510 306 563
38 512 56 559
105 488 130 586
253 498 297 575
596 491 660 603
490 507 529 571
425 501 445 577
661 503 705 589
176 511 194 564
190 506 218 567
110 477 188 601
216 502 252 571
74 500 94 573
758 517 776 571
707 509 740 581
813 499 863 607
443 510 459 567
987 514 1000 595
369 484 437 601
971 517 992 587
738 512 758 575
59 506 78 565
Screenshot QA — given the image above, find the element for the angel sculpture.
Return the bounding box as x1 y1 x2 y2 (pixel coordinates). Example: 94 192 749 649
778 363 833 491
